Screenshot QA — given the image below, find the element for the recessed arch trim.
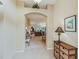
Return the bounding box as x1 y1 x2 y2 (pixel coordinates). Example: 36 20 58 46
25 12 47 17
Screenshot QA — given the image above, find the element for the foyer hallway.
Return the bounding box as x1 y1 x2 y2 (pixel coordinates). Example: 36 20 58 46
13 36 55 59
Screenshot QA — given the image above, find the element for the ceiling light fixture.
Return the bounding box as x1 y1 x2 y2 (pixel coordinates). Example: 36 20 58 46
32 0 42 9
34 0 42 3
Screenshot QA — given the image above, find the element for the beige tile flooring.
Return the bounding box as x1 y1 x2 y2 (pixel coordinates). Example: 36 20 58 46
13 36 55 59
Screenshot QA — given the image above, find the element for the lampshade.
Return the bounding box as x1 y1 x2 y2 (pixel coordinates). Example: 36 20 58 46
55 27 64 33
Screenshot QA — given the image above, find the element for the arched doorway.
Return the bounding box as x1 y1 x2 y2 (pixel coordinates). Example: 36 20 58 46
24 12 47 48
16 9 48 52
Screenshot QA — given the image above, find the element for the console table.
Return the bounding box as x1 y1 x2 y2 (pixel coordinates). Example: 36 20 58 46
54 41 77 59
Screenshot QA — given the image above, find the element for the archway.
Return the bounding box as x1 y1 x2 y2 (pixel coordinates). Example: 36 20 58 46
16 8 49 51
25 12 47 17
24 12 47 48
25 12 47 30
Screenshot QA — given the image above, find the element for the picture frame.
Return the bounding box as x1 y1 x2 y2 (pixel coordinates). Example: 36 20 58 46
64 15 76 32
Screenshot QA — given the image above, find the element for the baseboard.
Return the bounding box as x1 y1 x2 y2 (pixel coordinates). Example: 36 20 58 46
16 49 24 53
47 48 53 50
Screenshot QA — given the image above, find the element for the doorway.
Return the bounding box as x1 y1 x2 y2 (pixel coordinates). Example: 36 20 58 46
24 12 47 48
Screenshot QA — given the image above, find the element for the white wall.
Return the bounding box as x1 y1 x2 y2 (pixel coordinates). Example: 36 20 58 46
16 10 25 51
1 0 16 59
0 4 4 59
16 1 26 52
53 0 78 47
46 5 54 49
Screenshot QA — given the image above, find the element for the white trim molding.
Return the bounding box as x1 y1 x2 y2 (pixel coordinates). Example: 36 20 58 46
16 48 24 53
47 48 53 50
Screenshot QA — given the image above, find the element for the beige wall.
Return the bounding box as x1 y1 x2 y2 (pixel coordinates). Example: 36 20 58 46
53 0 78 47
16 8 25 51
16 7 48 50
16 0 78 50
46 5 54 49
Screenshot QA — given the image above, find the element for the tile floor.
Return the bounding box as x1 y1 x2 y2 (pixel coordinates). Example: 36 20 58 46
13 36 55 59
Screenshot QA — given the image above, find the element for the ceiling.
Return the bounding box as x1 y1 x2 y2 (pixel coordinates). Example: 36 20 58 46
24 0 56 9
26 13 47 25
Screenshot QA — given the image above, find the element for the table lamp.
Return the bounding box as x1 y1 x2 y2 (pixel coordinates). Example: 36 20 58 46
55 26 64 42
55 26 64 59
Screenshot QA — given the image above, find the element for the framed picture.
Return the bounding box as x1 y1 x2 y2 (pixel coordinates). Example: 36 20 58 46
64 15 76 32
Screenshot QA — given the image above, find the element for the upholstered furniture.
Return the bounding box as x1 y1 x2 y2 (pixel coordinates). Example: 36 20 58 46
54 41 77 59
